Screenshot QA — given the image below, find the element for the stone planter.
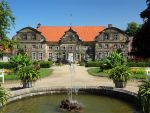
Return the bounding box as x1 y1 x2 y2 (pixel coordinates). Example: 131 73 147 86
23 81 32 88
114 81 126 88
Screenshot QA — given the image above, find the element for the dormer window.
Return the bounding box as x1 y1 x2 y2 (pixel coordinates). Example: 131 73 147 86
104 33 109 40
22 34 27 40
114 33 118 40
31 34 36 40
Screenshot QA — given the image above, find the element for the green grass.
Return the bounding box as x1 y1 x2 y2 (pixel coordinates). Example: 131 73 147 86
39 68 53 78
4 68 53 81
87 67 146 79
87 68 108 77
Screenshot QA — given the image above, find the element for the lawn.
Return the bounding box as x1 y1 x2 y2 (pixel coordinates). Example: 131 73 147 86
87 68 109 77
3 68 53 81
87 67 147 79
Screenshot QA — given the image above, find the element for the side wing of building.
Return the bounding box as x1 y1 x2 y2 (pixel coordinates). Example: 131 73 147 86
12 27 47 61
95 27 129 60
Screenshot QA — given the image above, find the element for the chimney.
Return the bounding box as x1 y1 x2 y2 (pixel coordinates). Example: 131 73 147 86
36 23 41 29
108 24 112 28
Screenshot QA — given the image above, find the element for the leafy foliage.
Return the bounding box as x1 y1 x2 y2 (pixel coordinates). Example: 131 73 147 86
138 80 150 113
0 0 15 38
131 0 150 58
9 54 40 88
0 87 9 106
103 51 127 69
109 65 131 82
17 65 40 83
9 54 31 72
126 22 141 37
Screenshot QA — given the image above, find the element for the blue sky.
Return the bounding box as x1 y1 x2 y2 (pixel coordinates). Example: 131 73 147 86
6 0 147 38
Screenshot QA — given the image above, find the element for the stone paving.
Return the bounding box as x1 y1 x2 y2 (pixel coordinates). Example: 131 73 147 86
2 65 141 93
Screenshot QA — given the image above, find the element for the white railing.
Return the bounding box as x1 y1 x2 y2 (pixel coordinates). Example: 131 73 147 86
0 69 4 84
146 68 150 81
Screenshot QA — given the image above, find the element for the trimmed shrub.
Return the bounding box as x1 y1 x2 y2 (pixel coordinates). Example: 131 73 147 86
127 60 150 67
0 62 13 69
40 61 53 68
86 61 102 67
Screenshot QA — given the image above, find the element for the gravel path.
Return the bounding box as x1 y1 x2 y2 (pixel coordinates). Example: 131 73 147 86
2 65 141 93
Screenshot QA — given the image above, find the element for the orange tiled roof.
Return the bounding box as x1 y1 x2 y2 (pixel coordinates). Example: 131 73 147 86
37 26 105 42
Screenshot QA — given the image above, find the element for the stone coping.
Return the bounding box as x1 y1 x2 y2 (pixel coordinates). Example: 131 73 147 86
6 86 138 106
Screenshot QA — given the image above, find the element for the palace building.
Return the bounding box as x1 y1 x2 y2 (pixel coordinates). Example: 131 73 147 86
12 24 129 62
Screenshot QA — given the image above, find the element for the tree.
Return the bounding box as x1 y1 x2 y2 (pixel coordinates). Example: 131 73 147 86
0 0 15 39
126 22 141 37
131 0 150 58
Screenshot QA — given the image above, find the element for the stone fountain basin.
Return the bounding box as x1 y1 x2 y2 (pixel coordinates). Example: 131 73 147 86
0 86 140 113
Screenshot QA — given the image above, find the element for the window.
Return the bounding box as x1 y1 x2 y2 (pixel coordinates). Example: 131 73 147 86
121 44 124 49
32 45 36 49
49 46 52 50
38 52 43 60
22 34 27 40
39 45 43 49
49 52 53 59
31 34 36 40
114 33 118 40
76 46 79 50
104 44 108 49
99 52 102 59
68 46 73 50
32 52 36 60
63 46 66 50
114 44 117 49
104 33 109 40
55 52 59 59
55 46 59 50
99 44 102 48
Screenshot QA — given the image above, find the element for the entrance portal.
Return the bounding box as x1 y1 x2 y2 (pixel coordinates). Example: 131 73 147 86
68 53 74 62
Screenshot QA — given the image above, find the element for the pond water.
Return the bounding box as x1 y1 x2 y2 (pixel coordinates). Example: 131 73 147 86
0 94 140 113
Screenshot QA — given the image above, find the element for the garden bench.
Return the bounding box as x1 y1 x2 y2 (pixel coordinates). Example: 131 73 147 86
0 69 4 84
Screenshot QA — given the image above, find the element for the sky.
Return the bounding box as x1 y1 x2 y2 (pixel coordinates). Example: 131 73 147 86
6 0 147 38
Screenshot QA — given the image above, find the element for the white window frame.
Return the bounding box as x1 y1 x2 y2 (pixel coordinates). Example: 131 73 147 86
49 52 53 59
38 52 43 60
32 52 36 60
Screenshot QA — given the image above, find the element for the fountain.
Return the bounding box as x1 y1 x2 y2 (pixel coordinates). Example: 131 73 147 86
59 63 82 112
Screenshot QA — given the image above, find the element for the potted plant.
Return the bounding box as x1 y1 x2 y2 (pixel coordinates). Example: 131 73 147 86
9 54 40 88
109 65 131 88
17 65 40 88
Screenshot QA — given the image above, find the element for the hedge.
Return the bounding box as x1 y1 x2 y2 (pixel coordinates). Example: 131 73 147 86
86 60 150 67
86 61 102 67
127 61 150 67
40 61 53 68
0 62 13 69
